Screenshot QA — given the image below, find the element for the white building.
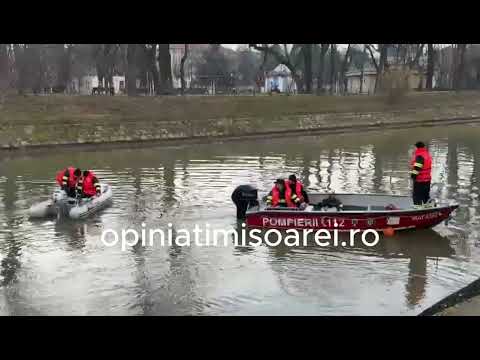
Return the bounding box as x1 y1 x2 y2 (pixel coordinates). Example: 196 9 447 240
345 66 377 95
345 65 437 95
263 64 297 93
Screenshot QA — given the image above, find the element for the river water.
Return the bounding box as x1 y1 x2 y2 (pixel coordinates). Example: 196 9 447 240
1 124 480 315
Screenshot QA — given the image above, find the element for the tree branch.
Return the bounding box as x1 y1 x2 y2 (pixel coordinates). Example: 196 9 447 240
250 44 285 66
408 44 425 69
365 44 378 70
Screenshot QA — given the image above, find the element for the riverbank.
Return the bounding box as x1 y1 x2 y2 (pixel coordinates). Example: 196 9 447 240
418 278 480 316
2 92 480 150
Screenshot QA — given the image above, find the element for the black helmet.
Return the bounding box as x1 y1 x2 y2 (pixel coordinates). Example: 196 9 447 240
274 178 284 185
74 168 82 177
83 170 90 177
288 174 297 182
415 141 426 148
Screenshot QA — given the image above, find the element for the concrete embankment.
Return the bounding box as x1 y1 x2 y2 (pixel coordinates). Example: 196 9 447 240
418 278 480 316
2 92 480 150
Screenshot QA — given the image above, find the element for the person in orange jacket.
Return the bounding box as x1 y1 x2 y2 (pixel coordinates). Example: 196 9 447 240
410 141 432 205
266 179 296 208
288 174 309 208
55 167 82 197
77 170 101 198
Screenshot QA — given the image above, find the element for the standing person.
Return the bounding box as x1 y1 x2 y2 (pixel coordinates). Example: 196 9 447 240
410 141 432 206
77 170 101 198
55 167 82 198
266 179 295 208
288 174 309 208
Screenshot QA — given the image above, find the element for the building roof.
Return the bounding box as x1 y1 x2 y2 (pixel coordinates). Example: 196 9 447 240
266 64 292 77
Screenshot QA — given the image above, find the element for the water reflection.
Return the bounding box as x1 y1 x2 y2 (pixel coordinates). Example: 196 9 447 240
1 124 480 315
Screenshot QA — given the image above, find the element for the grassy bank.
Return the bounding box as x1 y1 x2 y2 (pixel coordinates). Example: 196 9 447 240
1 92 480 148
1 92 480 125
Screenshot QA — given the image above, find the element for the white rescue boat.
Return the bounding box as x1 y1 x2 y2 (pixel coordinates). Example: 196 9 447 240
28 184 113 219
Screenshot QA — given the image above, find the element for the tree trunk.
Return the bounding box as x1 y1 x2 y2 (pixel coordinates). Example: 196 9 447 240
360 68 364 94
0 45 8 79
55 44 71 89
126 44 137 96
180 44 189 95
0 44 9 103
158 44 173 94
316 44 329 94
28 44 45 94
94 44 106 88
329 44 336 94
13 44 26 95
453 44 467 90
303 44 312 93
426 44 434 90
374 44 388 93
339 44 351 95
145 44 159 95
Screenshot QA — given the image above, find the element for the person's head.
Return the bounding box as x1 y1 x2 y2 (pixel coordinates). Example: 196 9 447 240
288 174 297 183
83 170 90 177
275 178 285 191
74 168 82 177
415 141 426 149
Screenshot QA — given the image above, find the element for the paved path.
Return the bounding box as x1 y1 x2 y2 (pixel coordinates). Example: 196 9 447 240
434 295 480 316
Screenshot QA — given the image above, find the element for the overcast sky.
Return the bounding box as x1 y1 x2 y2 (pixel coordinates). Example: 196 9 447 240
222 44 350 52
222 44 240 50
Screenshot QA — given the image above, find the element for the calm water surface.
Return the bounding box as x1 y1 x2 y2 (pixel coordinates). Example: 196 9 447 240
1 124 480 315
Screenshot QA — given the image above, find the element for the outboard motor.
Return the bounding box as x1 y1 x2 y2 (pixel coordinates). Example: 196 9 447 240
231 185 259 219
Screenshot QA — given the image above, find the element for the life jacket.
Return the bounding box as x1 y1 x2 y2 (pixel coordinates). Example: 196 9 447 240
411 147 432 182
271 181 295 208
80 171 101 197
289 180 304 203
55 167 79 188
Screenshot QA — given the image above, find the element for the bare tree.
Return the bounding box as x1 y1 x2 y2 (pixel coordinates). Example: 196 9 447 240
52 44 72 90
0 44 10 102
316 44 330 94
13 44 26 95
93 44 120 89
329 44 337 94
426 44 434 89
145 44 159 94
407 44 425 70
303 44 312 93
180 44 189 95
340 44 351 94
126 44 137 96
453 44 467 90
158 44 173 94
365 44 388 92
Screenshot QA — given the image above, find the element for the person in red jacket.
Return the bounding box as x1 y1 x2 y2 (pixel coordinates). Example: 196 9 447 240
55 167 82 197
266 178 296 208
288 174 309 208
77 170 101 198
410 141 432 205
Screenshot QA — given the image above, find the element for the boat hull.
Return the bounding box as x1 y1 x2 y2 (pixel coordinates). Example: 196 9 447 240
246 205 458 232
28 184 112 219
69 184 113 219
